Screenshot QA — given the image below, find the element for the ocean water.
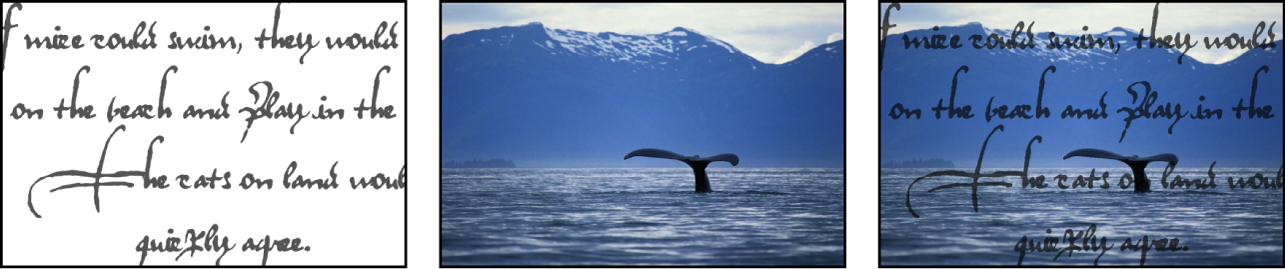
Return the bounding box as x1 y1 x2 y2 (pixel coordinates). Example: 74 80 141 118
881 167 1284 266
442 167 844 266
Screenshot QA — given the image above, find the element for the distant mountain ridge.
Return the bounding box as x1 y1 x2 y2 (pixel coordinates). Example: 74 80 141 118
442 23 845 167
880 22 1282 168
533 23 746 64
442 22 839 73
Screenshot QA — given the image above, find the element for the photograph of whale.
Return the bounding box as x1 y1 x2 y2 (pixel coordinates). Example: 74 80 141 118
442 3 843 266
623 148 739 192
1063 148 1178 193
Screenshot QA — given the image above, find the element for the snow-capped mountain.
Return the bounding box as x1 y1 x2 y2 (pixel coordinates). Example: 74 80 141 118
785 39 844 67
881 22 1280 103
537 23 745 63
441 23 845 167
448 22 750 61
443 22 779 75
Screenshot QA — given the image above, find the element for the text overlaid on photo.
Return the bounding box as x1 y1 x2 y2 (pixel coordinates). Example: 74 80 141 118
880 2 1282 266
878 2 1279 266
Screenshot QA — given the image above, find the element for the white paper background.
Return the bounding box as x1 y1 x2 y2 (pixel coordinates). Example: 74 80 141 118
406 0 439 268
2 3 405 266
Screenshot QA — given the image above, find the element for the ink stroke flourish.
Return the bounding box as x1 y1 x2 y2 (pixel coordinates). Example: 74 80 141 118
26 124 162 218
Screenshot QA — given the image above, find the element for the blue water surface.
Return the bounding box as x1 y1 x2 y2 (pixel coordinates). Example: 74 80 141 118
442 167 845 266
881 167 1283 266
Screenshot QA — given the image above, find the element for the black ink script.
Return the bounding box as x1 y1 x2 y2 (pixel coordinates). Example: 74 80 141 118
136 224 236 266
27 124 164 218
255 3 319 64
1014 224 1114 266
1014 224 1188 266
906 124 1040 218
242 234 311 266
2 3 20 71
879 3 899 72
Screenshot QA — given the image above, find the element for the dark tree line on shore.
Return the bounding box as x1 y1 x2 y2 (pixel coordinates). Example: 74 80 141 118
444 159 517 168
882 158 954 168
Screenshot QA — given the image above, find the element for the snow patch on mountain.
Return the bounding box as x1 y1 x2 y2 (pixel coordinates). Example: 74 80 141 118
544 27 570 43
971 23 1186 65
524 23 742 64
705 36 738 53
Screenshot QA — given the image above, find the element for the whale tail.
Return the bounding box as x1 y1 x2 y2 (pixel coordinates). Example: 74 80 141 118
1063 148 1178 193
624 148 738 192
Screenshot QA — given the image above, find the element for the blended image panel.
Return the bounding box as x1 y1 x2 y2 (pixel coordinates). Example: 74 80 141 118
880 2 1283 266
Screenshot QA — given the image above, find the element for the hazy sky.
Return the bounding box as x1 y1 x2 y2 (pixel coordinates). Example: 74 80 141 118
442 3 844 64
879 3 1283 64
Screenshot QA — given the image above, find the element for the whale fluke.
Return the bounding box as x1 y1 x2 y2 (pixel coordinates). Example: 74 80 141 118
1063 148 1178 193
624 148 739 192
